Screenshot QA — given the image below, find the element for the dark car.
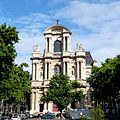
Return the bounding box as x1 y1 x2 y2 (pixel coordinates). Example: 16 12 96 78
41 112 55 119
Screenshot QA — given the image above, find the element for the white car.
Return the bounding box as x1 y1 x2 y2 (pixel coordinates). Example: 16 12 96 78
11 115 20 120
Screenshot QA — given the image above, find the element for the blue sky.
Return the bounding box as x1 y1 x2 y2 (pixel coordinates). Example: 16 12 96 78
0 0 120 72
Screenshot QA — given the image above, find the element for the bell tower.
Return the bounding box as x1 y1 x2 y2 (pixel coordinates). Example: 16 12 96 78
43 25 72 57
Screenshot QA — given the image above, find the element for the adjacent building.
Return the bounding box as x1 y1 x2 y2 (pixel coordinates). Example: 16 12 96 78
30 24 95 114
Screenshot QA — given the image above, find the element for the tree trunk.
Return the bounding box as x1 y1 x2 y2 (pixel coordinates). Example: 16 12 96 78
3 101 7 115
113 99 117 115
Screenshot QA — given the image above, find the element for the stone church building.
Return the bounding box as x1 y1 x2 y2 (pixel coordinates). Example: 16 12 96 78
30 24 95 114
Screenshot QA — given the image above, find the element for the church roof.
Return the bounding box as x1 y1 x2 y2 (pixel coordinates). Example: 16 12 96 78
86 51 94 66
43 24 72 34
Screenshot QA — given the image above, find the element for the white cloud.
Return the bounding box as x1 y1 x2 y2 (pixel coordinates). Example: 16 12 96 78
14 13 51 53
79 0 120 4
93 47 120 65
53 0 120 65
1 0 120 72
13 13 50 73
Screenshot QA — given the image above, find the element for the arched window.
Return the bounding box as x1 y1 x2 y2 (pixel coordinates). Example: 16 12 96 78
54 40 62 52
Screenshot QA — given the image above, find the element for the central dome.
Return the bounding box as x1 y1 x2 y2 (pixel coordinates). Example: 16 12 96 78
43 25 72 35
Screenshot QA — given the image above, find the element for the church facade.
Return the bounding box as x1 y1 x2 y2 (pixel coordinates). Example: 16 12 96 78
30 24 95 114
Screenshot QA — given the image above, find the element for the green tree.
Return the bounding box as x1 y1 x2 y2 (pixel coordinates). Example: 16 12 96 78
88 54 120 114
71 81 84 108
7 63 31 104
0 23 19 101
0 24 31 108
91 105 105 120
41 73 84 118
41 73 72 114
0 63 31 106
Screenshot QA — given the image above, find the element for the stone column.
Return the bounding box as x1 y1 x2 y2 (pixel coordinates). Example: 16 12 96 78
48 63 51 80
32 63 35 80
36 63 38 80
63 37 65 52
67 37 69 51
31 92 34 112
63 62 65 75
50 37 52 53
45 38 47 52
77 62 79 79
44 103 47 112
68 36 70 52
45 62 47 80
36 92 39 112
81 61 85 79
34 92 36 110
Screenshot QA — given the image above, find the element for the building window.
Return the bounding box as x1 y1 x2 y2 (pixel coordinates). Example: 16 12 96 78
79 62 81 79
65 36 67 51
47 37 49 52
65 62 67 75
54 40 62 52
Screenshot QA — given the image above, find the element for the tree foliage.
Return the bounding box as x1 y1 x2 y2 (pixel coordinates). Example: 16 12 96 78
41 73 84 113
71 80 84 103
91 105 105 120
88 54 120 106
0 24 31 105
0 63 31 104
41 73 72 112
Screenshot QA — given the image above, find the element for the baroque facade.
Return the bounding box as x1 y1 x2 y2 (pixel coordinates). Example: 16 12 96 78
30 24 95 114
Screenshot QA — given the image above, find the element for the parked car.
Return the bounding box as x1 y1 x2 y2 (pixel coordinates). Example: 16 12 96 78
41 112 55 119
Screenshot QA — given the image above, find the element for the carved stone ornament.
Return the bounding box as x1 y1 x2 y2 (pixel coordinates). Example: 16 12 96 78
77 42 83 51
33 45 39 52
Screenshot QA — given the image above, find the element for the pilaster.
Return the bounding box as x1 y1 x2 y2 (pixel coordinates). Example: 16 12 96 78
77 62 79 79
48 63 51 80
31 92 34 112
32 64 35 80
45 62 47 80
